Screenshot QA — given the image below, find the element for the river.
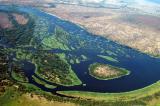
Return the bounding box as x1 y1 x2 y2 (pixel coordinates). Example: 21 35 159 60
0 5 160 93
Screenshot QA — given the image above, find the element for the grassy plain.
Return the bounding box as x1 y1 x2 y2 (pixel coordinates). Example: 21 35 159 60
0 86 77 106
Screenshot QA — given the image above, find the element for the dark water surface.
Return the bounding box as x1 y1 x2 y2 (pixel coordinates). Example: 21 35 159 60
0 5 160 93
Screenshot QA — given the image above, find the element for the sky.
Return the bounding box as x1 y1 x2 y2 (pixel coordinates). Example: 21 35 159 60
50 0 160 15
73 0 160 15
73 0 160 6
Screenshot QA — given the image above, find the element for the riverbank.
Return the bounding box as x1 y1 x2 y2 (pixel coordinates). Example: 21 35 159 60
42 3 160 57
0 83 78 106
1 76 160 106
58 81 160 105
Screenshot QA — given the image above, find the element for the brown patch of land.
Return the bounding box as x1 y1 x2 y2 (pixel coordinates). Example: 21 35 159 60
0 12 13 29
12 13 29 25
42 4 160 56
121 14 160 31
135 15 160 30
94 65 119 78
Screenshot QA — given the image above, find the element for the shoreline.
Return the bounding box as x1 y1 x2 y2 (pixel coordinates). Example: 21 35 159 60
39 6 160 58
57 80 160 101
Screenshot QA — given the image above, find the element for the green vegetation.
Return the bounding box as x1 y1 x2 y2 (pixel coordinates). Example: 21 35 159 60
0 49 14 96
2 80 160 106
0 10 35 47
58 81 160 106
89 63 130 80
32 75 56 89
68 54 88 64
34 52 82 86
18 83 43 93
98 55 119 62
0 82 54 106
0 92 77 106
0 87 21 106
42 34 70 50
105 50 117 56
81 55 87 60
11 68 28 83
1 6 160 106
15 49 82 86
42 27 70 50
56 53 88 64
0 49 9 81
55 53 67 62
0 10 82 87
15 49 33 61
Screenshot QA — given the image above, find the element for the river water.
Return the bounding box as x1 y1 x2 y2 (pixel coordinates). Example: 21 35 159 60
0 5 160 93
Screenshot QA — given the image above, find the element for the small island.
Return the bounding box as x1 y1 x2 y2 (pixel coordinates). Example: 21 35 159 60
89 63 130 80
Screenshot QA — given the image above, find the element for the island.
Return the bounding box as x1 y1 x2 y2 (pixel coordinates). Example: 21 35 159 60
89 63 130 80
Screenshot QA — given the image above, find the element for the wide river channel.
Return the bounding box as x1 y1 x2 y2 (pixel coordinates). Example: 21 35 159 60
0 5 160 93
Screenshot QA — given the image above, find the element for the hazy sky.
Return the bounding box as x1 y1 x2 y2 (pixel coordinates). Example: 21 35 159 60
78 0 160 5
72 0 160 15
